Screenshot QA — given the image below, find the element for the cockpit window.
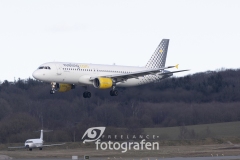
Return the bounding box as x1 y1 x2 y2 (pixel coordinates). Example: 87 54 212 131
38 66 51 70
25 141 33 143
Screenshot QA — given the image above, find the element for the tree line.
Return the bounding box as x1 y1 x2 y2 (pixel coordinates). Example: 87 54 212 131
0 69 240 143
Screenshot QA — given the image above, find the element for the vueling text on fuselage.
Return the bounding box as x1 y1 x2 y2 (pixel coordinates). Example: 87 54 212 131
63 63 89 68
63 63 79 67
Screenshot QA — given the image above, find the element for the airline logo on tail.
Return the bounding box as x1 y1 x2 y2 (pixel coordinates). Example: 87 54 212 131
145 39 169 69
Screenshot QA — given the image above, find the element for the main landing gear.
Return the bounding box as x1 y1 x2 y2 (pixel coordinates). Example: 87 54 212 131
83 91 91 98
110 86 118 96
110 90 118 96
82 86 91 98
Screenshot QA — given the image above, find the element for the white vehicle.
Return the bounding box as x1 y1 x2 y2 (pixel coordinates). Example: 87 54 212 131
8 130 65 151
32 39 188 98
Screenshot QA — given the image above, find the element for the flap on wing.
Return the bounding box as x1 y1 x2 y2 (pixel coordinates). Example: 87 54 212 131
158 69 189 75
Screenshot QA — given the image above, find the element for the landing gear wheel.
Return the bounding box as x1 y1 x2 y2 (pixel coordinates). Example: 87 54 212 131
50 90 55 94
39 148 42 150
83 91 91 98
50 82 57 94
110 90 118 96
110 90 114 96
29 148 32 151
113 90 118 96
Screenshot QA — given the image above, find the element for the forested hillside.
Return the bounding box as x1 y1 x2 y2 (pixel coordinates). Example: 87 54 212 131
0 69 240 143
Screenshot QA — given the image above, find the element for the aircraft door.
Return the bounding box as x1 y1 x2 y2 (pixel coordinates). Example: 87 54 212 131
56 64 62 75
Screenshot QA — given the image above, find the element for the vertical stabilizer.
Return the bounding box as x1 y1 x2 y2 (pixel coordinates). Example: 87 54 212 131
145 39 169 69
40 130 43 140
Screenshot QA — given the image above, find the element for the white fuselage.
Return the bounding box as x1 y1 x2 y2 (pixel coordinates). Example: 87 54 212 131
32 62 170 87
24 138 43 148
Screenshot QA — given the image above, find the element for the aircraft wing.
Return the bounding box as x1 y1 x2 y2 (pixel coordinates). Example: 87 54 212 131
157 69 189 75
41 143 65 147
8 146 26 149
90 64 189 82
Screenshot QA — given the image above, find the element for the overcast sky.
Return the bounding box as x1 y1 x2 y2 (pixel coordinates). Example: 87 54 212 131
0 0 239 82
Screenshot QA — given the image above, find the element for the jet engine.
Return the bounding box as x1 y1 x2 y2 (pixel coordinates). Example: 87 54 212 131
93 77 113 89
56 83 75 92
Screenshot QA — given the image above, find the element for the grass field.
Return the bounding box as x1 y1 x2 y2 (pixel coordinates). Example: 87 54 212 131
1 121 240 159
144 121 240 140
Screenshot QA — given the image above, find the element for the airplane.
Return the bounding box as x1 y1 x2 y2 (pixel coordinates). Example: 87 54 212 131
32 39 189 98
8 130 65 151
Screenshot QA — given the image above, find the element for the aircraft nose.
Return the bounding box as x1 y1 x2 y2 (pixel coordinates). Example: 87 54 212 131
32 70 41 79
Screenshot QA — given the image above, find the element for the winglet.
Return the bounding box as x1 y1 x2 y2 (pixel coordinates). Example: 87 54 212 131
175 64 179 69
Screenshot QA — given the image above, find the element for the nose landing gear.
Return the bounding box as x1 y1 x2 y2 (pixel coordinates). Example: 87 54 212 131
50 90 55 94
50 82 57 94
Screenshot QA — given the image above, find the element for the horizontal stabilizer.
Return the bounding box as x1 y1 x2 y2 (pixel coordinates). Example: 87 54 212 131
42 143 65 147
8 146 26 149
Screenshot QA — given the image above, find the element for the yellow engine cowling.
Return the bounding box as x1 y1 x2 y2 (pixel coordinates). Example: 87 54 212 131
93 77 113 89
57 83 75 92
